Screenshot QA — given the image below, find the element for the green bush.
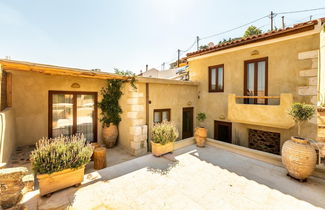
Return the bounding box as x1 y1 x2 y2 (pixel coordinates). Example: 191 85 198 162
30 135 93 175
98 79 123 126
98 69 137 127
288 103 315 136
151 121 179 145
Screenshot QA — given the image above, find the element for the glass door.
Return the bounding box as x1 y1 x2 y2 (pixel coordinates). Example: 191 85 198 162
51 93 74 137
244 58 268 104
49 91 97 142
77 94 95 142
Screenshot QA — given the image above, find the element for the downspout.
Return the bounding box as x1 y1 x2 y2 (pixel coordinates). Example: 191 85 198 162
145 83 150 151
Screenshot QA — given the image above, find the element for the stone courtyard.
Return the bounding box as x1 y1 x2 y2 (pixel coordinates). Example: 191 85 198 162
19 144 325 210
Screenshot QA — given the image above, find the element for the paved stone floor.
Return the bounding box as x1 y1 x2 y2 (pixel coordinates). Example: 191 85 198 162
8 145 35 172
20 144 325 210
8 145 138 174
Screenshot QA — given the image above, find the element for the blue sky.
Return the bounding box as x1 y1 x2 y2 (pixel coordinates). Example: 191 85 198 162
0 0 324 74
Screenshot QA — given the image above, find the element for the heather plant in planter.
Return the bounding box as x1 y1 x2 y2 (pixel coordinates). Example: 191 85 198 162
30 135 92 196
195 112 208 147
282 103 316 181
151 121 179 156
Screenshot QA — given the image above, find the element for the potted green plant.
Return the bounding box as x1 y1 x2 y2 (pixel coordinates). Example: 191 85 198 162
99 79 123 148
282 103 316 181
195 112 207 147
30 135 92 196
151 121 179 156
99 69 136 148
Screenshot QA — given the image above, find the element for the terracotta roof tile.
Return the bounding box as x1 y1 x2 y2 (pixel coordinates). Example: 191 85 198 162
187 19 321 58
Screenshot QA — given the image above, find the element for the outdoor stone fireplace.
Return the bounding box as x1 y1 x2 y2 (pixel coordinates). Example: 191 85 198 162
248 129 280 155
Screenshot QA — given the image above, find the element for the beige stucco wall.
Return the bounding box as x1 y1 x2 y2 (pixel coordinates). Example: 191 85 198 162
4 70 198 157
188 33 320 149
8 70 109 146
0 108 16 163
147 83 198 142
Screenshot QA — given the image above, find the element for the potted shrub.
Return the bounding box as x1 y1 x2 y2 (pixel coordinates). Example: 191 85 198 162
99 79 123 148
99 69 136 148
151 121 179 156
195 112 207 147
282 103 316 181
30 135 92 196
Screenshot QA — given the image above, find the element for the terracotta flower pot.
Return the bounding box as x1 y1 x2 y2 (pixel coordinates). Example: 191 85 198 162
37 166 85 196
282 136 317 181
151 141 174 156
102 123 118 148
195 127 208 147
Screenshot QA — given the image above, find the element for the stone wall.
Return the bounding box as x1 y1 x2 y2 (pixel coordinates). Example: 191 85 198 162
248 129 280 155
126 85 147 156
297 50 319 105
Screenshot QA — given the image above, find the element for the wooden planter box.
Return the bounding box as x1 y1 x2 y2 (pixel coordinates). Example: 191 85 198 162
151 141 174 156
37 166 85 196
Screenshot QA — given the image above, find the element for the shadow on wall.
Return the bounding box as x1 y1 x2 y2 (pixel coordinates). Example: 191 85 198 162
0 108 16 164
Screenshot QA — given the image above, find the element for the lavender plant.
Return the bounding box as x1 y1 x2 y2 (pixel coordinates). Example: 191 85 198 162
151 121 179 145
30 134 93 175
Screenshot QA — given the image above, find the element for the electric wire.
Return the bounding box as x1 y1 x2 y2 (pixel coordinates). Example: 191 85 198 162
153 7 325 69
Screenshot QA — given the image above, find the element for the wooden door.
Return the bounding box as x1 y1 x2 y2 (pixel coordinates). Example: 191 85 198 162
214 121 232 143
244 57 268 104
182 107 193 139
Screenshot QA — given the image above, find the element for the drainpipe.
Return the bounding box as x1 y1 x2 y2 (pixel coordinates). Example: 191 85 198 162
145 83 150 151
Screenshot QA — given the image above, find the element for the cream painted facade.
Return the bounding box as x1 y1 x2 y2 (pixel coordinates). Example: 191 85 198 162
0 68 198 162
188 22 324 151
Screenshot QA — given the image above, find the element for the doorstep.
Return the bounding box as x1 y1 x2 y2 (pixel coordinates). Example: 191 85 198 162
174 137 325 180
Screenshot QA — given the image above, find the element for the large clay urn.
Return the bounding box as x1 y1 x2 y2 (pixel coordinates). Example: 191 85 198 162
195 127 208 147
282 136 317 181
102 123 118 148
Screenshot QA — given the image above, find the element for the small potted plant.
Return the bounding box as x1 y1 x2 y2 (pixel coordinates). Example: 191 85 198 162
30 135 93 196
195 112 207 147
282 103 316 181
151 121 179 156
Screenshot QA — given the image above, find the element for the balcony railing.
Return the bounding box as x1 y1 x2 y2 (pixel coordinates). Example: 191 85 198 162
228 94 295 129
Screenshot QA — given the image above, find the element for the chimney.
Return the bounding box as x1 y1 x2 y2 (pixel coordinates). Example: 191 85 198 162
146 64 148 72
